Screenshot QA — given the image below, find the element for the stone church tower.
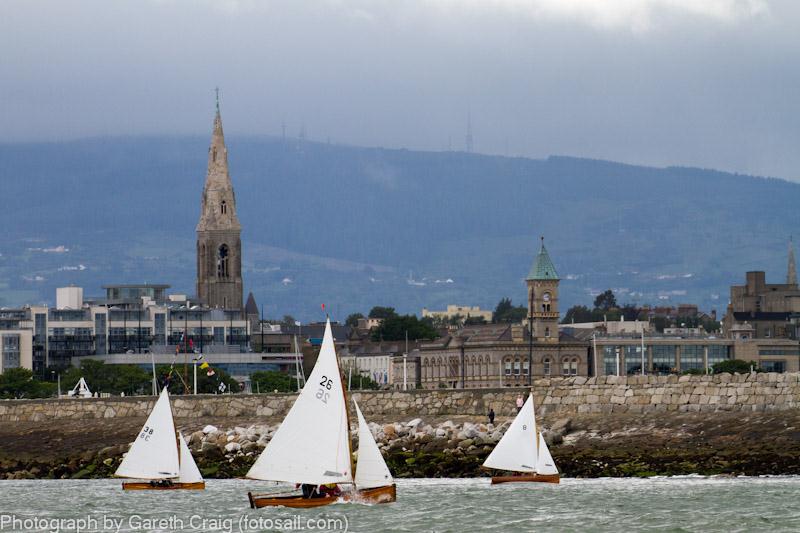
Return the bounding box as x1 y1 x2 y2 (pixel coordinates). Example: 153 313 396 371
196 96 243 309
526 237 559 343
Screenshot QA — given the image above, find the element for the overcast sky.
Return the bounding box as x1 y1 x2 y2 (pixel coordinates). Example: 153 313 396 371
2 0 799 179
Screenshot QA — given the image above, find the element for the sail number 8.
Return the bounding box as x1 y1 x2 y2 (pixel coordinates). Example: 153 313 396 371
316 375 334 404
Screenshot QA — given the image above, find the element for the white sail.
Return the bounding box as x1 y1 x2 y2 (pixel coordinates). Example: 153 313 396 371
535 432 558 475
482 393 537 473
115 388 179 479
247 319 353 485
177 431 204 483
353 400 393 489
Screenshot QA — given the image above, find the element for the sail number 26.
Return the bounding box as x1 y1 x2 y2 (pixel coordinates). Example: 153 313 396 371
316 375 334 404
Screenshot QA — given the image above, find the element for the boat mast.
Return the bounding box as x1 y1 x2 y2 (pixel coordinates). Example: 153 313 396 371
335 318 356 483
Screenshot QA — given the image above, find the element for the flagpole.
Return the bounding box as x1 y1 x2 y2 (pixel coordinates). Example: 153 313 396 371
193 359 197 395
151 351 157 395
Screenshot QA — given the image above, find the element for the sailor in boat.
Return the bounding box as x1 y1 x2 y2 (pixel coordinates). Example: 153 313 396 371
320 483 342 498
149 479 174 487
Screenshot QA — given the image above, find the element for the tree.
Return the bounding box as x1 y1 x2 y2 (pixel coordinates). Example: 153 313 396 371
345 313 365 328
370 315 438 341
349 373 382 390
464 315 487 325
0 368 55 399
251 370 297 393
593 290 618 311
620 304 641 321
493 298 527 323
61 360 151 396
712 359 761 374
368 306 397 320
281 315 297 327
562 305 593 324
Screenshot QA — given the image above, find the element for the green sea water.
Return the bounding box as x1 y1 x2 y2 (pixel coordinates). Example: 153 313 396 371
1 477 799 532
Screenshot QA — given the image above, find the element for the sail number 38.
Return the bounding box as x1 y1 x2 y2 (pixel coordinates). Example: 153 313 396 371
316 375 334 404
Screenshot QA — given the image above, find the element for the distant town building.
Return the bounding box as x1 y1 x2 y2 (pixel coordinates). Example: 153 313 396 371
0 285 255 377
412 238 588 389
421 305 493 324
723 241 800 340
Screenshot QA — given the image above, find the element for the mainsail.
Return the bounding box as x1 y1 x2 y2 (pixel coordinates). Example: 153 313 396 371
482 393 538 473
353 400 393 489
115 388 180 479
177 431 204 483
246 319 353 485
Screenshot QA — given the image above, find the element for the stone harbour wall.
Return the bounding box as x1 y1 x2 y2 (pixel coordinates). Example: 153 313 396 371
1 372 799 422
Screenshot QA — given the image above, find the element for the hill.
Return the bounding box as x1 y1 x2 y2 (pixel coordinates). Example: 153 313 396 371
0 136 797 320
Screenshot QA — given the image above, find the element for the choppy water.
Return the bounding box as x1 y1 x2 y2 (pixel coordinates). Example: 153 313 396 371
1 477 799 532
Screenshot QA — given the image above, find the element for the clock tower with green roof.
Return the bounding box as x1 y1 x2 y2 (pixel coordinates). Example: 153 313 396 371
526 237 560 343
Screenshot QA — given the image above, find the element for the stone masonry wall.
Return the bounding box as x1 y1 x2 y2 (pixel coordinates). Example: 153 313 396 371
1 372 798 423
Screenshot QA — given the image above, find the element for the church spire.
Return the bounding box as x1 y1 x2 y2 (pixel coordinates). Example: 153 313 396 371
788 237 797 286
196 91 244 311
197 90 240 232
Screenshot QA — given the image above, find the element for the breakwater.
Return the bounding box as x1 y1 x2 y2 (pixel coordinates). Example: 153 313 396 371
1 372 799 422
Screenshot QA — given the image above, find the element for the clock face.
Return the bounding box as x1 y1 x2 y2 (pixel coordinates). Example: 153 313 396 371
543 293 551 302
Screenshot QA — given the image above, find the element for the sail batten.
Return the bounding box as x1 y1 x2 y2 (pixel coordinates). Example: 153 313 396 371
115 389 180 480
246 319 354 485
353 401 393 489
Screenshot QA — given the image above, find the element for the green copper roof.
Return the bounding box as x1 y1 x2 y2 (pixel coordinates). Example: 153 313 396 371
527 240 559 280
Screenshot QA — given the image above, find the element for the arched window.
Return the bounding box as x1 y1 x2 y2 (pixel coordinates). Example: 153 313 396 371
570 358 579 376
522 359 530 376
562 358 571 376
543 357 551 376
217 244 229 278
221 200 227 214
545 327 550 338
212 147 217 162
504 357 512 376
514 357 521 375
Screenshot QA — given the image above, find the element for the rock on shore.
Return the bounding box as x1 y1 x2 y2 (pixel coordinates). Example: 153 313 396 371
4 411 800 479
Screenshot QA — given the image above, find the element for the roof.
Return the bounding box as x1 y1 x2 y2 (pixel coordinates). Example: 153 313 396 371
244 292 259 315
527 239 559 281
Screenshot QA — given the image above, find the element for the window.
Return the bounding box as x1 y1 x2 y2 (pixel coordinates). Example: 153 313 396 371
680 345 704 372
708 345 729 369
522 360 529 375
545 327 550 338
603 346 619 376
570 358 578 376
504 359 511 375
652 345 678 374
543 357 551 376
514 358 521 375
625 345 644 375
221 200 227 214
761 360 786 373
217 244 229 278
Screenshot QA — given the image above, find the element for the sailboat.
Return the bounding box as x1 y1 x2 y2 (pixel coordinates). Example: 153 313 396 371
246 319 396 508
482 392 560 484
115 388 205 490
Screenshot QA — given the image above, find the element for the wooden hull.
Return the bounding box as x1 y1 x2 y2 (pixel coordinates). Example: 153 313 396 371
248 484 396 509
354 484 397 504
491 473 560 485
122 481 206 491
